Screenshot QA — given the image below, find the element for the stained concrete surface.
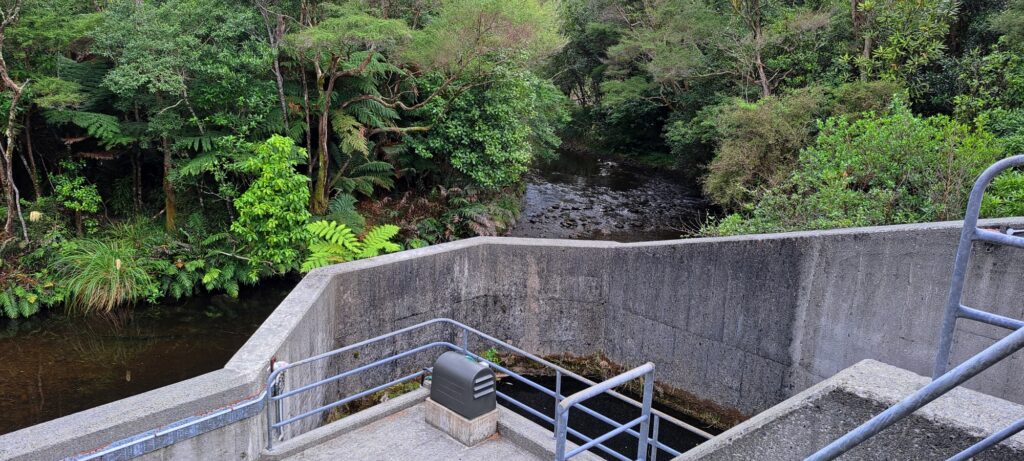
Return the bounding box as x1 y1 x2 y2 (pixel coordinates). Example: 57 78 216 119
675 360 1024 460
281 404 541 461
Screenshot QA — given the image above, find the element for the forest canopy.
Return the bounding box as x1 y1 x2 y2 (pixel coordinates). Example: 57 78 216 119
0 0 567 317
0 0 1022 317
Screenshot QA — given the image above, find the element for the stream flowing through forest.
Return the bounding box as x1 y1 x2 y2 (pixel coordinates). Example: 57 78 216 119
1 151 708 435
509 150 709 241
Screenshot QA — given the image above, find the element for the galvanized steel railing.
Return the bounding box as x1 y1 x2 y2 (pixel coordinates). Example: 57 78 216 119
264 317 712 460
554 363 655 461
807 155 1024 461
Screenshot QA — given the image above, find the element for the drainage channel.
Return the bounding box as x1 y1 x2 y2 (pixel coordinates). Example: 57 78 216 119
498 374 718 460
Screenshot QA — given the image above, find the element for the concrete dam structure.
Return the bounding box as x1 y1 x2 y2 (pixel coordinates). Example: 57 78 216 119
3 217 1024 460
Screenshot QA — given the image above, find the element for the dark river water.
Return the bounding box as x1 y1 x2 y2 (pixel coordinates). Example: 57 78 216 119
509 150 709 241
0 150 710 437
0 277 295 434
501 374 717 460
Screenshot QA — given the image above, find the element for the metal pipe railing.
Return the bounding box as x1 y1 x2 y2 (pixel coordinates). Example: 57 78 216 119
264 318 709 459
554 363 655 461
807 155 1024 460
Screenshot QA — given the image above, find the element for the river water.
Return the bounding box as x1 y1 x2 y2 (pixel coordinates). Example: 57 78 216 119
1 151 708 435
0 278 294 434
509 150 709 241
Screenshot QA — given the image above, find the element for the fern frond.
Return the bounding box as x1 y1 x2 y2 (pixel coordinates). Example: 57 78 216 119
357 224 402 258
306 220 360 252
201 232 231 247
1 291 17 318
44 110 133 147
331 111 368 156
175 133 223 153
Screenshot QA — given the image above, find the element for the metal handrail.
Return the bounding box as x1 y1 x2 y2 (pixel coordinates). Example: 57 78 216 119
264 318 710 459
554 363 655 461
807 155 1024 460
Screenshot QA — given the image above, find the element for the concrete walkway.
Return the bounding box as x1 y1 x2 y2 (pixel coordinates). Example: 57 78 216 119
282 403 542 461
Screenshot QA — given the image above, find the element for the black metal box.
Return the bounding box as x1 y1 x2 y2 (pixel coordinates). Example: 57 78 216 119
430 351 496 419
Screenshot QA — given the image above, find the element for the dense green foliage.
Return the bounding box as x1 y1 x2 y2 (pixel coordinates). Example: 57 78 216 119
709 100 1003 235
230 136 312 275
302 220 401 271
546 0 1024 235
2 0 1024 318
0 0 565 317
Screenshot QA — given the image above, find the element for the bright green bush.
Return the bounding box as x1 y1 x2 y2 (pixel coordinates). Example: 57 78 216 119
983 170 1024 218
230 135 312 275
708 99 1005 235
697 81 904 209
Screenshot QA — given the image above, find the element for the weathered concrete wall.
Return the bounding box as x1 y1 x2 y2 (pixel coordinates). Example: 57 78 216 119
598 219 1024 415
674 360 1024 460
3 218 1024 460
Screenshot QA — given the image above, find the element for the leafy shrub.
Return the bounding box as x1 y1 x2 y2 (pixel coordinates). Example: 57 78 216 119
52 161 102 235
701 87 829 208
230 135 312 274
698 82 904 210
707 99 1005 235
410 68 569 189
983 170 1024 218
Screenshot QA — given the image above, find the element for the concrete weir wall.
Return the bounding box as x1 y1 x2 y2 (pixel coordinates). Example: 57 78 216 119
2 218 1024 460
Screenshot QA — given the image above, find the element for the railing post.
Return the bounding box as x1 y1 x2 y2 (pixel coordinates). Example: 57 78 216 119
650 414 661 461
265 369 278 451
554 404 570 461
555 370 563 404
637 370 654 461
933 155 1024 378
461 327 469 354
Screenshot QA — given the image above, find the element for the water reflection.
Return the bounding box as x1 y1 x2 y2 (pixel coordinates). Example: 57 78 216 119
0 277 295 434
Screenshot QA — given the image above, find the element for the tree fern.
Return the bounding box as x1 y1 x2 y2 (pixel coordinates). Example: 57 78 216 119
327 193 366 233
175 132 223 153
307 220 360 252
347 99 399 127
331 111 368 155
44 110 133 148
0 291 16 319
302 221 402 272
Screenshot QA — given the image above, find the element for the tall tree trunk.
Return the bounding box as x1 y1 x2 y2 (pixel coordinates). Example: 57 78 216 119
302 70 313 179
21 113 40 199
310 57 340 215
754 50 771 98
258 3 290 132
861 35 872 81
0 1 27 239
272 14 288 131
312 106 331 214
162 137 176 232
132 149 142 213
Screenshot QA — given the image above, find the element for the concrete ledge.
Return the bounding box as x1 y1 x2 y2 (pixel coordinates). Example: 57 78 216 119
496 407 602 461
676 360 1024 460
5 217 1024 460
261 387 429 460
0 368 259 461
